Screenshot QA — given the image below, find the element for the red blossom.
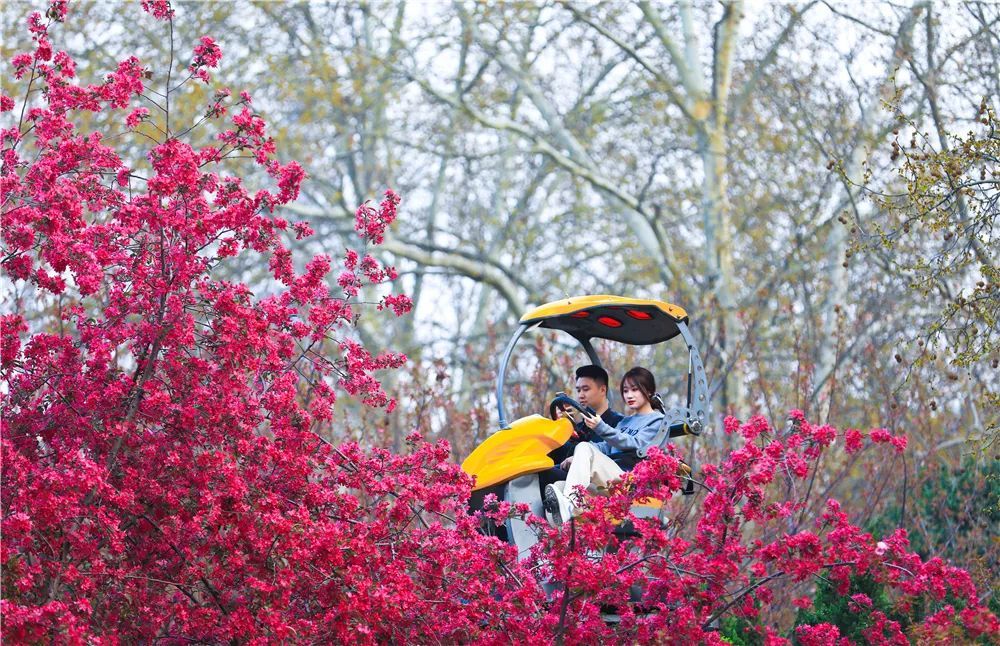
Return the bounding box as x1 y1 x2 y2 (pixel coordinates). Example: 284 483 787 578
960 606 1000 639
795 623 847 645
844 428 864 453
889 434 907 452
12 53 33 77
140 0 173 20
379 293 414 316
52 50 75 77
192 36 221 67
35 39 52 62
354 188 399 244
292 220 314 239
1 314 27 368
275 160 304 202
48 0 68 20
863 611 908 644
189 36 222 83
867 428 908 453
848 592 873 612
124 106 148 128
870 428 892 443
27 12 46 36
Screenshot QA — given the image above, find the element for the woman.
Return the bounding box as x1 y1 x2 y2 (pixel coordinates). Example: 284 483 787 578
544 366 664 525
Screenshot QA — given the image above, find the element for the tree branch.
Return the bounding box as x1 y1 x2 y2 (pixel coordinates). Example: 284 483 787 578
561 1 697 122
411 76 681 286
731 2 817 120
638 1 701 99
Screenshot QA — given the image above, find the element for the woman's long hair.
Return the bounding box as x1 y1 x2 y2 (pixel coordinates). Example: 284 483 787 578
620 366 663 412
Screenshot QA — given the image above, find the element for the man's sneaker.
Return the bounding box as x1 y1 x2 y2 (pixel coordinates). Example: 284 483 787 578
544 484 573 526
542 489 558 526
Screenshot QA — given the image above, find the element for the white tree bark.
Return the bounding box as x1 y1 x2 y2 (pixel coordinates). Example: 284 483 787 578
813 2 928 419
640 0 745 412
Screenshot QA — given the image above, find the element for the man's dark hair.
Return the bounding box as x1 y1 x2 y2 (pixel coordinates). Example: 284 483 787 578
575 365 609 389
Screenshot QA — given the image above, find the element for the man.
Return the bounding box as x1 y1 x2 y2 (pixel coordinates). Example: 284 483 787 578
540 365 624 490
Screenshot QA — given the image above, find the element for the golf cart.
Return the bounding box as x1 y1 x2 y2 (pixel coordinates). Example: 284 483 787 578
462 295 710 558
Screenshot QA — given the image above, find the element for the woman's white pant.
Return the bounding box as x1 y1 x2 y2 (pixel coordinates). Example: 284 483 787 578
560 442 624 502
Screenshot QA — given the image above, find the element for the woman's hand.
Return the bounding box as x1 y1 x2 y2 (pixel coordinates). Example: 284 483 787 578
560 456 573 470
581 411 601 429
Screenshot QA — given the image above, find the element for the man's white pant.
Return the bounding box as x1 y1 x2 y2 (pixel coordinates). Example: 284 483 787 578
556 442 624 511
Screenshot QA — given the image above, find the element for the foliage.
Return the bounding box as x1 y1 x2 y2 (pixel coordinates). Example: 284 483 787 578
851 96 999 448
794 574 900 644
2 3 998 644
886 100 996 369
719 614 765 645
795 566 1000 645
868 456 1000 608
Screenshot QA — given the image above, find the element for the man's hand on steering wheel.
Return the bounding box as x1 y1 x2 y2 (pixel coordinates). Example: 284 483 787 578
548 393 590 421
557 405 578 422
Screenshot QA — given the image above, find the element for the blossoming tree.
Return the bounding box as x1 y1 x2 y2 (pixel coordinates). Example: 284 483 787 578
2 2 536 641
2 2 996 644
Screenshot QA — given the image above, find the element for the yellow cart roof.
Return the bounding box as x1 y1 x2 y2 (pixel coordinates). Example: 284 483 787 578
519 295 688 345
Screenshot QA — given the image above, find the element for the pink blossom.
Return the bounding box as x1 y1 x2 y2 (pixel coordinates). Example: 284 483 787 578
1 314 27 367
125 106 149 128
27 12 46 36
354 189 400 244
140 0 173 19
276 161 304 202
844 428 864 453
147 139 200 195
35 39 53 62
12 53 33 78
192 36 222 68
379 293 414 316
742 414 770 440
48 1 69 21
338 270 359 296
870 428 892 443
292 221 314 239
52 50 75 78
849 593 873 611
890 434 907 452
101 57 145 108
795 624 844 646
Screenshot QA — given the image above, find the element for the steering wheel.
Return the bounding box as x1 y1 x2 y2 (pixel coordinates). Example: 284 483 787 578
548 392 596 421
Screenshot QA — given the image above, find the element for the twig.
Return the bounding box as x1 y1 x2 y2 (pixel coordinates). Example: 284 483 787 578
553 519 577 646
